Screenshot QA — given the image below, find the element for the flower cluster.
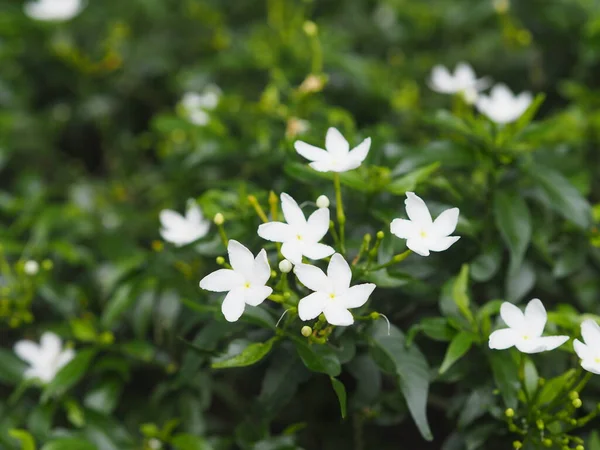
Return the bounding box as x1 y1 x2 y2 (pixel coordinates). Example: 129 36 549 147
24 0 84 21
179 85 221 126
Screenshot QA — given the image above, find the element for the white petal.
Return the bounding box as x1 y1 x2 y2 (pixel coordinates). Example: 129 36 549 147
405 238 430 257
325 127 350 157
515 338 547 354
281 241 303 265
308 160 335 172
182 92 202 110
244 286 272 306
342 283 376 308
281 193 306 226
488 329 518 350
298 292 327 320
14 340 40 365
537 335 569 351
333 159 363 173
294 263 330 292
185 202 204 225
200 269 242 292
390 218 418 239
581 319 600 346
250 249 271 286
404 192 432 225
159 209 187 230
491 83 514 102
40 332 62 359
302 243 335 260
221 289 246 322
574 339 594 361
323 304 354 326
499 302 525 330
432 208 459 237
189 109 210 126
306 208 330 242
429 65 456 93
581 359 600 375
56 348 75 370
257 222 294 242
524 298 547 337
348 137 371 164
327 254 352 292
428 236 460 252
294 141 329 162
454 62 477 88
160 227 197 247
227 240 255 279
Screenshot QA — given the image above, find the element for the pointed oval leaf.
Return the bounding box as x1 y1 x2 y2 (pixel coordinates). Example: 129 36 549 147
211 337 278 369
439 331 473 375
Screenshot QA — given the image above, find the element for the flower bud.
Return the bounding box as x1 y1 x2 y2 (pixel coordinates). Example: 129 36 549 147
543 439 553 448
42 259 53 270
536 419 544 430
316 195 330 209
270 270 277 278
505 408 515 418
23 260 39 275
513 441 522 450
576 446 584 450
214 213 225 225
369 311 380 320
301 326 312 337
569 391 579 400
376 231 385 239
572 398 583 408
303 20 318 36
148 439 162 450
279 259 293 273
216 256 225 265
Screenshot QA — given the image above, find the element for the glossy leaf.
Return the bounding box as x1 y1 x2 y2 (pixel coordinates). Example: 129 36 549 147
439 331 473 375
330 377 347 419
211 337 278 369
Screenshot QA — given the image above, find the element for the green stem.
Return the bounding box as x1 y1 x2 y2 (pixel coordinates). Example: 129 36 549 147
333 173 346 254
369 250 411 271
217 224 228 247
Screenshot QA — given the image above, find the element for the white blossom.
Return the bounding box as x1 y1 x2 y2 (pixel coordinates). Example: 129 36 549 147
159 200 210 247
199 240 272 322
390 192 460 257
24 260 39 275
24 0 83 21
257 193 334 264
574 319 600 374
180 85 221 126
428 62 489 104
278 259 293 273
475 83 533 124
316 195 330 209
294 127 371 173
294 253 376 326
488 299 569 354
14 332 75 383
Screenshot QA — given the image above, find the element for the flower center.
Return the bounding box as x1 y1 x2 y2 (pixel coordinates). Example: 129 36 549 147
244 282 251 289
522 335 530 340
419 230 427 238
296 234 303 241
595 357 600 364
328 293 336 299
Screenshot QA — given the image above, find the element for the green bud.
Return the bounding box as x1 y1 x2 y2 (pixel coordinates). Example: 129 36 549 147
572 398 582 408
543 439 553 448
369 311 380 320
536 419 544 430
505 408 515 418
213 213 225 225
513 441 522 450
570 418 577 425
576 446 584 450
216 256 225 265
376 231 384 239
569 391 579 400
270 270 277 278
301 326 312 337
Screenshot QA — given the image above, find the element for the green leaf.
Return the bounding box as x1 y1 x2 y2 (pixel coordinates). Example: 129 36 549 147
101 284 135 329
9 429 36 450
42 349 96 402
361 269 412 288
494 191 531 272
506 260 536 303
330 377 347 419
40 438 96 450
284 162 371 192
526 164 591 229
171 434 212 450
368 321 433 441
512 93 546 138
588 431 600 450
439 331 473 375
488 351 519 409
452 264 474 324
537 369 577 406
211 337 278 369
470 245 501 282
84 378 123 414
523 358 539 399
386 162 440 195
293 339 341 377
421 317 456 342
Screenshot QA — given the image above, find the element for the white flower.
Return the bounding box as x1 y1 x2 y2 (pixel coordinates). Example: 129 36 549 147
278 259 293 273
180 85 221 126
294 127 371 173
159 200 210 247
390 192 460 257
24 260 39 275
199 240 272 322
488 299 569 354
574 320 600 374
257 193 334 264
294 254 375 326
24 0 83 21
316 195 330 209
429 62 489 104
14 332 75 383
475 83 533 124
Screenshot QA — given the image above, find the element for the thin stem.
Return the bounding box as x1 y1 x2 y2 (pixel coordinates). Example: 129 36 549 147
217 224 228 247
369 250 412 271
248 195 269 223
333 173 346 254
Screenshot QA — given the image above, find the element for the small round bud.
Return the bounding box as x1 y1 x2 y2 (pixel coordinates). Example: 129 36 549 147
505 408 515 418
148 438 162 450
23 260 39 275
214 213 225 225
369 311 380 320
572 398 583 408
536 419 544 430
543 439 553 448
279 259 293 273
270 270 277 278
513 441 522 450
99 331 115 345
216 256 225 265
569 391 579 400
301 326 312 337
570 418 577 425
316 195 330 209
376 231 384 239
42 259 53 270
303 20 318 36
283 291 291 299
576 446 584 450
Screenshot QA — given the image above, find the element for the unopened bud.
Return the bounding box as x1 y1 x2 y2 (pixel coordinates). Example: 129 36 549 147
536 419 544 430
569 391 579 400
543 439 553 448
376 231 384 239
572 398 582 408
316 195 330 209
301 326 312 337
505 408 515 418
216 256 225 265
214 213 224 225
513 441 522 450
279 259 293 273
303 20 318 36
270 270 277 278
576 446 584 450
369 311 380 320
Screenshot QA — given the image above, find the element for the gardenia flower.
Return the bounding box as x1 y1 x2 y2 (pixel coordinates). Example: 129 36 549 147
199 240 272 322
390 192 460 257
257 193 334 264
14 332 75 383
429 62 489 104
573 320 600 374
294 253 376 326
475 83 533 124
159 200 210 247
180 85 221 126
294 127 371 173
24 0 83 21
488 299 569 354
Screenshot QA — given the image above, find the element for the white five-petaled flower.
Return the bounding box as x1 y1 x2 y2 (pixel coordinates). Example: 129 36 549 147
294 254 376 326
14 332 75 383
159 200 210 247
24 0 84 21
574 320 600 374
428 62 489 104
180 85 221 126
475 83 533 124
199 240 272 322
390 192 460 257
257 193 334 265
488 299 569 354
294 127 371 173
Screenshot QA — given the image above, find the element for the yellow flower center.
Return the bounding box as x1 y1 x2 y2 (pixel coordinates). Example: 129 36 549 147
420 230 427 238
296 234 303 241
244 282 251 289
329 293 336 299
522 335 530 340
